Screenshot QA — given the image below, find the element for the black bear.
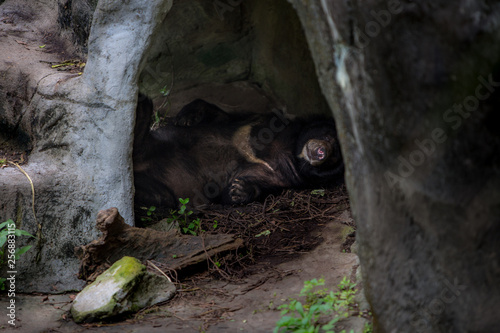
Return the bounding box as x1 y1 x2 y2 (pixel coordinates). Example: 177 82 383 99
133 95 344 210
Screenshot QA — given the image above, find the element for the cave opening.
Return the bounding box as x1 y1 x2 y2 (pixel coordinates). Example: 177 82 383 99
133 0 340 227
137 0 330 118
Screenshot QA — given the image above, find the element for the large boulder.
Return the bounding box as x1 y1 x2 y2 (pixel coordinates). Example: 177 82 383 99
291 0 500 332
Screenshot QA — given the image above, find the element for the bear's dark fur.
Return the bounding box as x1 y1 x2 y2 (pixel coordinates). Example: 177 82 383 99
133 95 344 210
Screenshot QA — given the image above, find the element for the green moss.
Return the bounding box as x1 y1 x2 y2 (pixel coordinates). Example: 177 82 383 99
108 256 145 284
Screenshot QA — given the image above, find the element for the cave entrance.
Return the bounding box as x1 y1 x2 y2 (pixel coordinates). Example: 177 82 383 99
137 0 330 119
134 0 338 227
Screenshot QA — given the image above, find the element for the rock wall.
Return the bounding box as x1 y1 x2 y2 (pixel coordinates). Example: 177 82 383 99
291 0 500 332
140 0 330 117
0 0 173 292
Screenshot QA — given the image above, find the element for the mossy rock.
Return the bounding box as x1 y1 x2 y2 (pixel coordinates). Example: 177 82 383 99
71 256 145 323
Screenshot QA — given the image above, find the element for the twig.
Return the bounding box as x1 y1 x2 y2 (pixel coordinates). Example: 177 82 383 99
7 161 37 226
147 260 172 282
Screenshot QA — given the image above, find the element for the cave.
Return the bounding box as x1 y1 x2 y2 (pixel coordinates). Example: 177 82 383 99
133 0 336 223
138 0 330 122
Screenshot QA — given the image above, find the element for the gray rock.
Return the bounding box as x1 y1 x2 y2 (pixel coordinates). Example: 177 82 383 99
350 241 359 255
353 264 370 312
291 0 500 332
71 256 175 323
0 0 173 292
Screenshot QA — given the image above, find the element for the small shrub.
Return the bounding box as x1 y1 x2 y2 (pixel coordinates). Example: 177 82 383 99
139 205 157 223
167 198 204 236
275 277 358 333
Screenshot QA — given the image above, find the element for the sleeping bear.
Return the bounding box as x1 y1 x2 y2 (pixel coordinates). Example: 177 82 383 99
133 94 344 210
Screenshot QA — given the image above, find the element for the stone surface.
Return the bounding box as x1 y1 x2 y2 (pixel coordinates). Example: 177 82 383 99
291 0 500 332
140 0 330 117
71 256 176 323
0 0 174 292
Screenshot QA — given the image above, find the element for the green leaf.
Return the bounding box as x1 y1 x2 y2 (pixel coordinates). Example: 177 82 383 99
310 189 325 196
295 301 304 316
0 219 14 230
0 234 6 248
255 230 271 238
14 245 32 259
14 229 35 238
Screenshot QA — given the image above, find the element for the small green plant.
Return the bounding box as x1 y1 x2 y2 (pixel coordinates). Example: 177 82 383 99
213 220 218 230
255 230 271 238
149 85 173 129
183 218 202 236
160 85 171 97
274 277 358 333
167 198 204 236
0 220 35 290
311 189 326 197
140 206 157 223
363 322 373 333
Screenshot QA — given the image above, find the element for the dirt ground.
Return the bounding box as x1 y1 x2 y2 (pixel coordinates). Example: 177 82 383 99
1 186 371 333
